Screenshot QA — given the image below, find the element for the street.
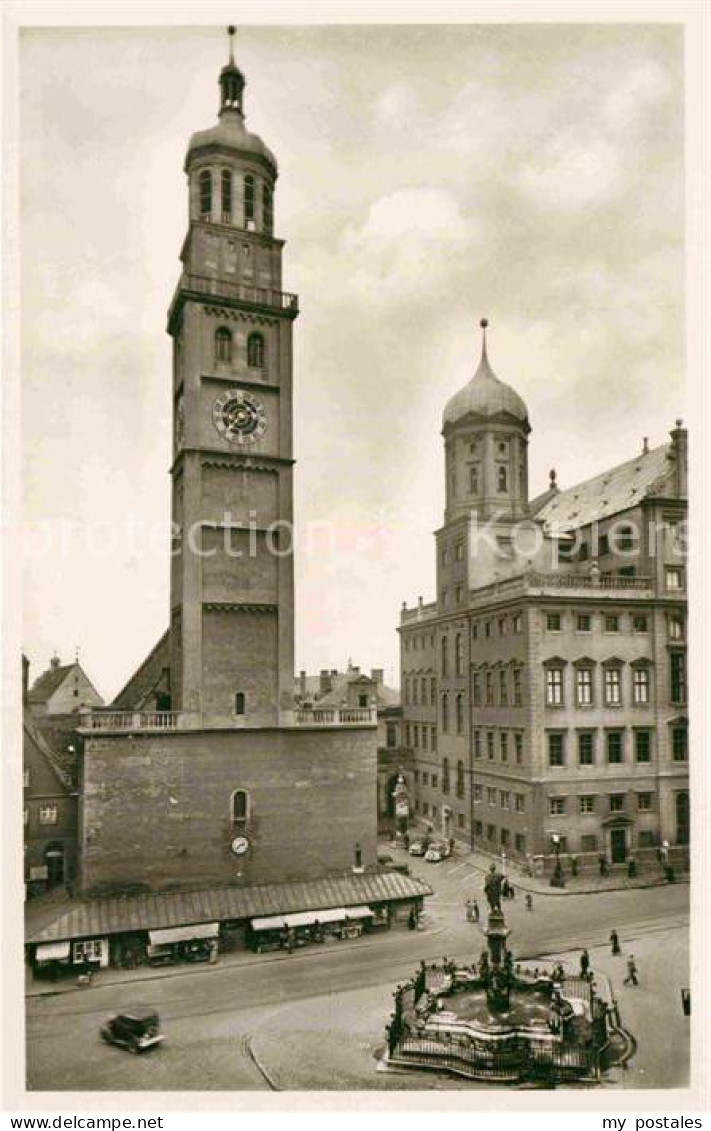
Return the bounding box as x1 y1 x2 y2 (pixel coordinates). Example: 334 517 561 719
26 856 690 1092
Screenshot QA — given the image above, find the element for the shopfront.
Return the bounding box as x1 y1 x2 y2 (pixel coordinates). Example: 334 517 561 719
33 940 71 978
147 922 219 965
249 906 374 953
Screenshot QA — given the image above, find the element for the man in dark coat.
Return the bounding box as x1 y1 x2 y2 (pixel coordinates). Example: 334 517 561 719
580 948 591 978
610 930 621 955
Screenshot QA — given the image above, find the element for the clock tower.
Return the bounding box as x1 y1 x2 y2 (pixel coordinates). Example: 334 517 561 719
167 32 298 725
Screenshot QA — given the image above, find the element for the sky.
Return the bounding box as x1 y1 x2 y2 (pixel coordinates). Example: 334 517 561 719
18 19 685 700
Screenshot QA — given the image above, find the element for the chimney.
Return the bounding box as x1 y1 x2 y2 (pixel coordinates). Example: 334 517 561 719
50 654 61 670
370 668 384 685
299 670 306 698
22 655 29 703
319 669 332 695
668 419 687 497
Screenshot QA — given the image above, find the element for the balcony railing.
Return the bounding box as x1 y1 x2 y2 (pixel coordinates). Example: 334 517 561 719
80 710 185 732
296 707 377 726
527 571 652 591
177 273 298 313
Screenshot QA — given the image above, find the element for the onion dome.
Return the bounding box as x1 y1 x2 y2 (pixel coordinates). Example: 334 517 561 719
443 319 529 428
186 27 277 176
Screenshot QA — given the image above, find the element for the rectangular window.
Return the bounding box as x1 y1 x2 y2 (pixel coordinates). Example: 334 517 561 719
512 613 522 634
498 617 507 636
546 667 564 706
500 732 509 761
414 770 420 784
576 667 593 706
473 784 483 802
413 725 419 748
485 672 494 706
637 792 653 811
609 794 625 813
455 542 464 561
456 585 464 605
548 733 566 766
635 730 652 762
500 828 510 847
472 674 481 706
472 623 478 640
422 772 429 786
487 788 497 806
670 653 686 704
581 834 598 852
515 793 525 812
607 731 624 764
633 615 648 633
422 727 428 750
549 797 566 815
431 773 438 789
577 614 591 632
474 820 483 838
485 621 492 638
672 727 688 761
457 812 465 829
668 617 684 641
499 670 508 706
487 732 495 760
431 726 437 751
515 833 527 854
422 802 429 816
514 733 523 764
473 731 481 758
406 724 411 747
604 667 622 705
486 824 496 842
604 615 620 633
638 830 656 848
513 668 522 706
599 533 610 556
578 732 595 765
547 613 562 632
38 803 58 825
633 666 650 705
579 795 595 814
666 567 683 590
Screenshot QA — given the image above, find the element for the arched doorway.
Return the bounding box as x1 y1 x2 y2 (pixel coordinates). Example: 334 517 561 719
43 843 65 887
676 791 689 845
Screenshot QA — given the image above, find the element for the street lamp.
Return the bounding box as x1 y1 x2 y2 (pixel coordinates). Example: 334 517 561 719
550 834 565 888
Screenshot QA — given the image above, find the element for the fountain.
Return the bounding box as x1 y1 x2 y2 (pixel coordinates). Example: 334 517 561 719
382 864 630 1085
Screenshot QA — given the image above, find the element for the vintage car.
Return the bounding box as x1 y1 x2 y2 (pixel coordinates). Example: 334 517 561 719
424 841 451 863
408 840 429 857
100 1006 164 1053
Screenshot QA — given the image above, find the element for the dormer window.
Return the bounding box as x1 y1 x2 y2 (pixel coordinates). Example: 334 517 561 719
247 332 265 368
221 170 232 222
244 174 255 227
215 327 232 364
199 170 212 219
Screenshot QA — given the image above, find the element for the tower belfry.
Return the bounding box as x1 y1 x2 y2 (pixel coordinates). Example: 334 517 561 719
167 32 299 724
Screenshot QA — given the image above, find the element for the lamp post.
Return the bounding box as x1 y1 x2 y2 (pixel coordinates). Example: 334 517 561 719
550 834 565 888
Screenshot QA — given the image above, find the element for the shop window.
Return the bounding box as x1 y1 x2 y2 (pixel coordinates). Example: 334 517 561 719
39 804 57 825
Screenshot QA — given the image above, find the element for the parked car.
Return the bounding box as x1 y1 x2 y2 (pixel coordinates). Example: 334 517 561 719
409 840 428 856
425 841 451 863
100 1006 164 1053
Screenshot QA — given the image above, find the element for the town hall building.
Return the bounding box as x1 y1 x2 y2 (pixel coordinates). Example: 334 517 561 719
399 322 688 873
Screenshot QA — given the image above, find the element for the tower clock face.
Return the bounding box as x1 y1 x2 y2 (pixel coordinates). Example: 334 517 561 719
212 390 266 445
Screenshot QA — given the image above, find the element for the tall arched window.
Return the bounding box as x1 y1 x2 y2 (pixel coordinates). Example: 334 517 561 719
497 466 508 493
455 633 463 677
231 789 250 828
247 332 265 368
221 169 232 221
215 326 232 363
442 694 449 734
457 760 465 798
234 691 246 715
441 636 449 678
199 170 212 219
442 758 450 794
456 693 464 734
244 174 255 225
262 183 273 234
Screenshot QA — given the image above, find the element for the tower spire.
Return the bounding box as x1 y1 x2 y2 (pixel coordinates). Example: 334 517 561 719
479 317 489 364
219 25 245 116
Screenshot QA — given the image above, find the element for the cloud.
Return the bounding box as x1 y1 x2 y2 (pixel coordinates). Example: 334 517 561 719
601 60 672 131
515 130 624 210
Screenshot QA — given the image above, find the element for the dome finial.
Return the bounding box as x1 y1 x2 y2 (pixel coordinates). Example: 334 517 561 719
219 26 245 116
479 317 489 364
227 24 236 64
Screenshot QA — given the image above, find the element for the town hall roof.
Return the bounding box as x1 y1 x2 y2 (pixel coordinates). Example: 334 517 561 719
535 441 674 533
443 321 529 430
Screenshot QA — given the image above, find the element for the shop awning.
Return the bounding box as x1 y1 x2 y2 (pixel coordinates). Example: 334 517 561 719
36 941 70 962
148 922 219 945
251 914 288 932
252 906 357 931
343 905 373 920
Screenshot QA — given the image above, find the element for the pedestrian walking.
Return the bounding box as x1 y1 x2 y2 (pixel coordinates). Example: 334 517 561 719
525 893 533 912
508 883 515 900
472 899 480 923
598 854 608 877
580 948 590 978
610 929 621 955
570 855 579 877
465 899 472 923
623 954 639 986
